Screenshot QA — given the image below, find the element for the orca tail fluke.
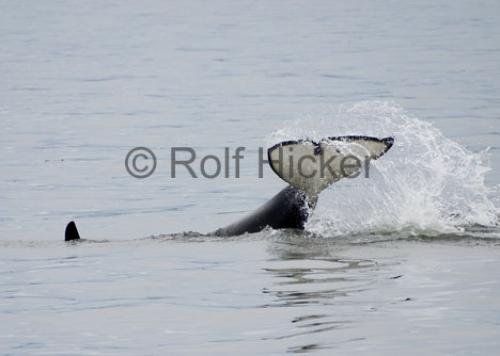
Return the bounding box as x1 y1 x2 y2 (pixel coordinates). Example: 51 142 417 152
382 136 395 151
65 221 81 241
267 135 395 196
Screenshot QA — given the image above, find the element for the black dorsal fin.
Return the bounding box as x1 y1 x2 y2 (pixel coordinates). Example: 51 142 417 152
65 221 81 241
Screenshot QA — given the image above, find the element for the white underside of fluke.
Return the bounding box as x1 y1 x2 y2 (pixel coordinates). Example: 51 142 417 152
268 136 394 196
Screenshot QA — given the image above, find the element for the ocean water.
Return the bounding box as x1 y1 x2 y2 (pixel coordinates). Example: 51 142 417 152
1 0 500 354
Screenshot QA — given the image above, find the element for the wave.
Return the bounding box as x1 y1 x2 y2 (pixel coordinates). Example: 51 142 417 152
269 101 499 237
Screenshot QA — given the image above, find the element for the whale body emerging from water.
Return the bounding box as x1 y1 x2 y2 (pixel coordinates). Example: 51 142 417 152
65 136 394 241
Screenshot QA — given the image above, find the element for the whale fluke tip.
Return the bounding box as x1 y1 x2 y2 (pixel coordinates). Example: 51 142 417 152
65 221 81 241
383 136 395 148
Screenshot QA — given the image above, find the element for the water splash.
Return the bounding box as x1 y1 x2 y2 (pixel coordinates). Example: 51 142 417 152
269 101 498 237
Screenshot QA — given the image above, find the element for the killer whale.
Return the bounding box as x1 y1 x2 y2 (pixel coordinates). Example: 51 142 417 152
65 136 394 241
214 185 314 236
64 186 312 241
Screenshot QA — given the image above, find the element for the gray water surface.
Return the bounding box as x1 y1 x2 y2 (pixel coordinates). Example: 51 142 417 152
1 1 500 354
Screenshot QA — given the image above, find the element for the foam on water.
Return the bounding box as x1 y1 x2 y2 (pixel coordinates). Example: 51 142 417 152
269 101 499 237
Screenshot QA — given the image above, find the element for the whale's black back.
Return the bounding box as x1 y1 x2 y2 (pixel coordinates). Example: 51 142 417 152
214 186 314 236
